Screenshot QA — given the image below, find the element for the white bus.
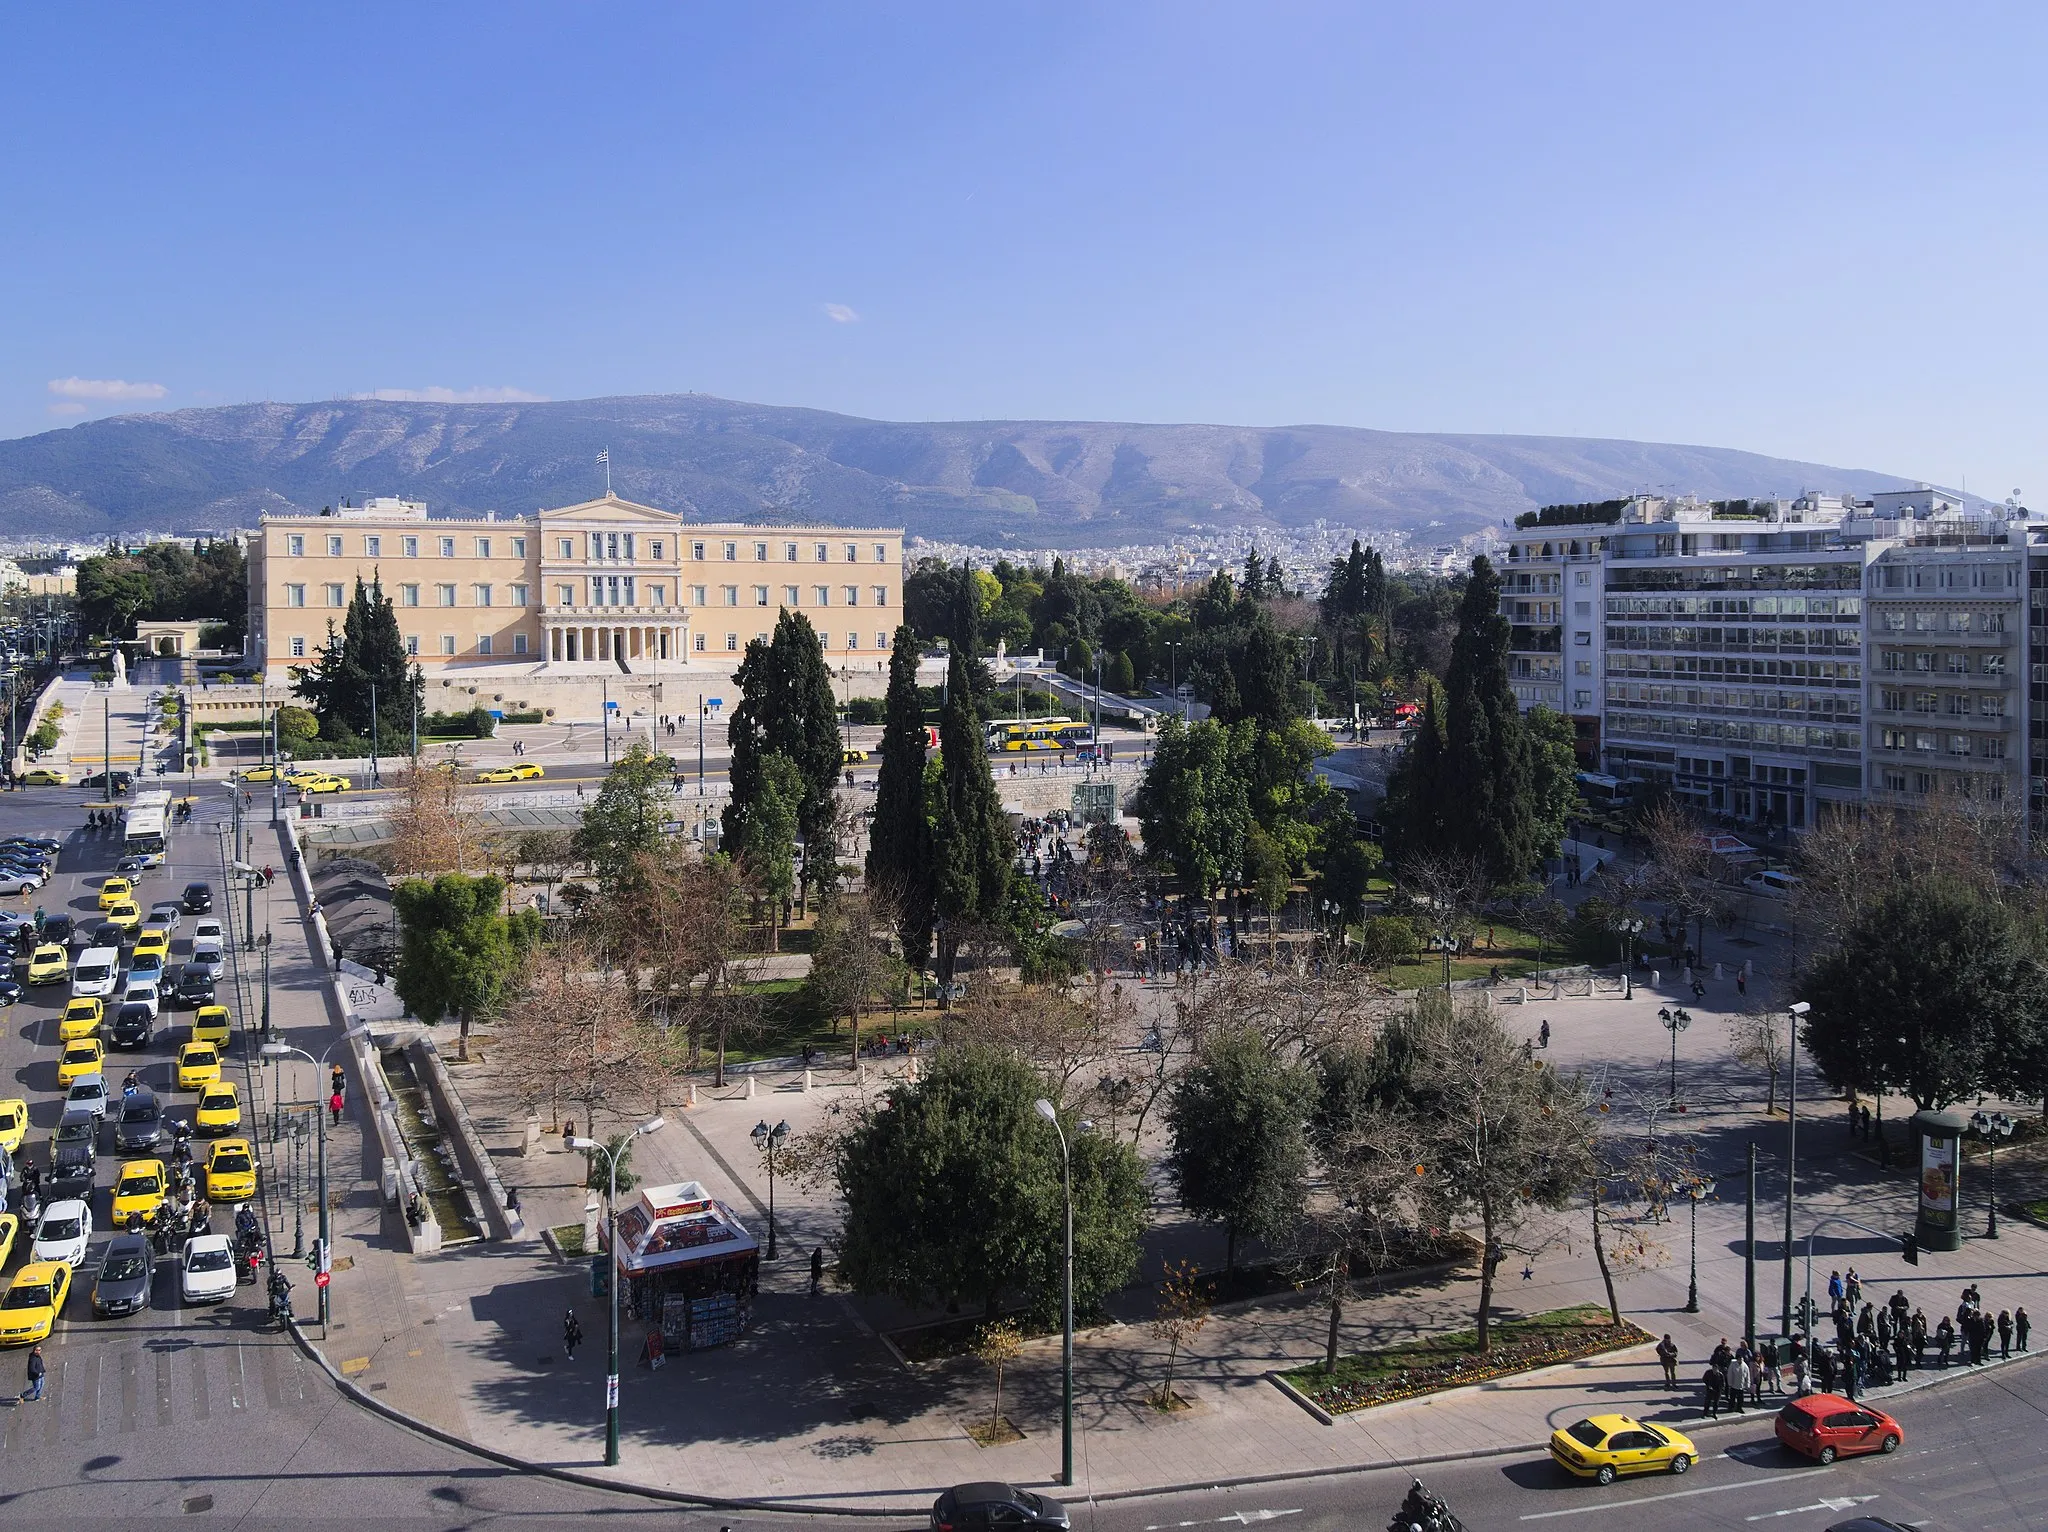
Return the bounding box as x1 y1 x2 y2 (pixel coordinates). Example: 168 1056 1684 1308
123 789 172 856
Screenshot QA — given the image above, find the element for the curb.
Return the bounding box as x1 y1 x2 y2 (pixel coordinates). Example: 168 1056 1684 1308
274 1307 2045 1516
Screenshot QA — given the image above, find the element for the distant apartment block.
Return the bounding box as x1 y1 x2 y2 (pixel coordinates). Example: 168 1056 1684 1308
1501 488 2046 836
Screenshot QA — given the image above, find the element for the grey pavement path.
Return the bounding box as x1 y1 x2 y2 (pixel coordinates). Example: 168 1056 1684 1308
253 862 2048 1509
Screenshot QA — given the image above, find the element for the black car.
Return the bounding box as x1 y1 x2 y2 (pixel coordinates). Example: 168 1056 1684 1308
181 881 213 914
114 1088 163 1151
38 914 72 948
168 966 214 1011
79 770 132 795
1 837 58 855
108 1003 156 1049
0 976 21 1008
48 1139 97 1200
932 1486 1071 1532
89 920 128 951
93 1232 154 1317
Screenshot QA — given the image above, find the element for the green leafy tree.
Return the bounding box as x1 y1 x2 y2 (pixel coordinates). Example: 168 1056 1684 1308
1166 1026 1316 1272
735 751 802 949
1525 705 1580 858
1310 808 1383 929
933 648 1011 990
574 741 673 891
835 1044 1147 1320
391 872 541 1058
292 575 423 744
867 625 936 967
724 612 843 892
1108 649 1137 695
1135 716 1251 903
1800 880 2048 1112
76 562 154 640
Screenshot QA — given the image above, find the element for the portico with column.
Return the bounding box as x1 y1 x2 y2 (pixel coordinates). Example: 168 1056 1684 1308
543 612 689 668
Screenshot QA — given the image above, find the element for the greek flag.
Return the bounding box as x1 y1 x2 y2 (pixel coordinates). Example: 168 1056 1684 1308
596 449 609 466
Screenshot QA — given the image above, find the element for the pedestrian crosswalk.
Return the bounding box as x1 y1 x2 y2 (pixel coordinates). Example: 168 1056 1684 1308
4 1332 313 1451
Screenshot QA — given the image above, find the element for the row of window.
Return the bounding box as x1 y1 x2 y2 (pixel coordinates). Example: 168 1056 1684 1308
1603 683 1861 720
1875 727 2009 759
283 580 895 611
1875 689 2007 718
1871 563 2018 590
281 530 898 566
285 532 529 560
1877 650 2008 675
1603 625 1862 652
1874 608 2009 634
1604 595 1860 619
1606 564 1863 593
283 630 895 659
1883 769 2006 800
1605 712 1861 752
1603 654 1862 686
285 582 530 609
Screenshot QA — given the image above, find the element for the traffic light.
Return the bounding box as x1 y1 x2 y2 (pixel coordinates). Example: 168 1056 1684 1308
1902 1233 1919 1266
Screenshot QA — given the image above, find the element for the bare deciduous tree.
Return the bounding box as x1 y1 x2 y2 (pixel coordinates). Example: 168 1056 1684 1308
1639 799 1725 964
1727 1007 1787 1114
1401 851 1489 988
1148 1260 1211 1408
384 762 484 876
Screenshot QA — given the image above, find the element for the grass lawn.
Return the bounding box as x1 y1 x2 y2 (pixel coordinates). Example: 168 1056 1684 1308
715 977 941 1066
1281 1303 1650 1414
1377 919 1586 992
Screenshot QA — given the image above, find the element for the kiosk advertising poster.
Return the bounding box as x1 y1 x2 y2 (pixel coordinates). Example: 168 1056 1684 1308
1920 1129 1958 1235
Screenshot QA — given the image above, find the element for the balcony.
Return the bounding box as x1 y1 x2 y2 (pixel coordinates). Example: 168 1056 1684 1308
541 604 689 620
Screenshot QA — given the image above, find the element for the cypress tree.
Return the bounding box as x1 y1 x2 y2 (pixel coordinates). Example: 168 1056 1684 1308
932 647 1010 993
868 625 936 968
724 612 844 891
294 575 421 742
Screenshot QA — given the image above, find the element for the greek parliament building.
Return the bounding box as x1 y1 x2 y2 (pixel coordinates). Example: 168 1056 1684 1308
1500 486 2048 839
246 495 904 685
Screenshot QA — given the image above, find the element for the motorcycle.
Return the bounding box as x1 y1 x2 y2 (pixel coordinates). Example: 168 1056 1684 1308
1388 1479 1466 1532
267 1268 294 1326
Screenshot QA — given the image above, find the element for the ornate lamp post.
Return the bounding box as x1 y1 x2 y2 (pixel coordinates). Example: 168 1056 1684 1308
1970 1110 2015 1239
568 1115 666 1466
1684 1171 1716 1313
751 1119 789 1260
1657 1005 1693 1108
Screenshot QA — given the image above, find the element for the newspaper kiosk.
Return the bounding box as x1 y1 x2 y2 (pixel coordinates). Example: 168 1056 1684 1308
603 1181 761 1351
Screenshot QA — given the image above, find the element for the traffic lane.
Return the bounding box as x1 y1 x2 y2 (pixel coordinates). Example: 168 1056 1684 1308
1088 1357 2048 1532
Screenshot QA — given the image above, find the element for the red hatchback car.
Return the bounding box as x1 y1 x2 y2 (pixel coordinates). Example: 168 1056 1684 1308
1775 1395 1904 1463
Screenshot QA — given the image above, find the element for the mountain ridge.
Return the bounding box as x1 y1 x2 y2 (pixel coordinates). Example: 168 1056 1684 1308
0 394 1952 547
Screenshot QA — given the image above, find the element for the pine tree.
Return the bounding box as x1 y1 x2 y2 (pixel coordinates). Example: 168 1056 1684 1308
1242 550 1266 599
293 575 423 743
868 625 936 968
933 647 1010 993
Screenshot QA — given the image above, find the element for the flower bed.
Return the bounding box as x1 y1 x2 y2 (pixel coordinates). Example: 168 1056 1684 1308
1282 1304 1651 1413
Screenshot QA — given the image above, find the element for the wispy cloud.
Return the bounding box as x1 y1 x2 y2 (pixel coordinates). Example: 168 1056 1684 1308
823 303 860 324
48 377 168 401
46 402 88 417
348 386 548 404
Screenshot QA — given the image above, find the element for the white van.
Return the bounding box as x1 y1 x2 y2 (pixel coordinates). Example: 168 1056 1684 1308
71 946 122 999
1742 869 1803 901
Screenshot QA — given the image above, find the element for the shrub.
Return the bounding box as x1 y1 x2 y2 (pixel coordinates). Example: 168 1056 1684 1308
1356 915 1419 969
845 697 885 725
276 705 319 743
500 710 545 725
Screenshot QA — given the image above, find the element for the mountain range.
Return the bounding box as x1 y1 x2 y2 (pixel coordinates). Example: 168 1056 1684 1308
0 394 1952 549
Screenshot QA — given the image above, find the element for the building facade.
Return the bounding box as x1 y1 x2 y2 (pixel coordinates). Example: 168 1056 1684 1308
246 495 904 683
1502 489 2041 836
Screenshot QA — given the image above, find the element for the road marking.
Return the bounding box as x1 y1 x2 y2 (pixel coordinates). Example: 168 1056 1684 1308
1519 1474 1830 1521
1144 1513 1301 1530
340 1355 371 1375
1746 1495 1876 1521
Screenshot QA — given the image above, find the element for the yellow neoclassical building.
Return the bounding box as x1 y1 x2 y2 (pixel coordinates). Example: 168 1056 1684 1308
246 495 904 683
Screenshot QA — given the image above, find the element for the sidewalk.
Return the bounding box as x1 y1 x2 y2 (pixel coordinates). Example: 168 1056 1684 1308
242 852 2048 1507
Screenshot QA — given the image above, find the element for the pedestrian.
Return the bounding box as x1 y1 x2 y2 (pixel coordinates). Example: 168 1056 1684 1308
1736 970 1746 997
1936 1315 1955 1368
18 1344 44 1403
1656 1333 1679 1387
2017 1306 2031 1353
563 1308 583 1358
1893 1332 1911 1383
1912 1308 1929 1367
1845 1268 1862 1308
330 1064 345 1101
1701 1362 1725 1418
1760 1335 1781 1395
1724 1350 1750 1412
1813 1344 1836 1394
1539 1018 1551 1050
1999 1310 2014 1360
810 1245 824 1299
328 1090 344 1125
1828 1269 1844 1304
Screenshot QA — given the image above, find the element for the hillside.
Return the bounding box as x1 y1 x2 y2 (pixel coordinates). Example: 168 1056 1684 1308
0 395 1947 547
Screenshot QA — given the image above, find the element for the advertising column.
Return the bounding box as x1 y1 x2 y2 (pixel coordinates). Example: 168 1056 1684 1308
1912 1108 1969 1253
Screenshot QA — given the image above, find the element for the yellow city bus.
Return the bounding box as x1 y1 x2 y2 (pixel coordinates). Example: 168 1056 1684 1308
987 719 1089 753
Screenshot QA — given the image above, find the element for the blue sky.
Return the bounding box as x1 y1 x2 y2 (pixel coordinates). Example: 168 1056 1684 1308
4 3 2043 499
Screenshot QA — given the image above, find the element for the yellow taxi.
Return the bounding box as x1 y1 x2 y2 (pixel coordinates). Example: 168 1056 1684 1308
194 1082 241 1135
840 748 870 766
58 998 102 1041
1549 1414 1699 1485
0 1213 17 1267
57 1038 104 1087
239 764 283 783
98 876 134 911
24 944 68 985
132 928 171 963
104 900 142 932
0 1261 70 1345
204 1139 257 1203
111 1158 169 1223
175 1041 221 1091
192 1006 231 1048
477 762 544 782
297 774 350 795
19 768 67 787
0 1099 26 1156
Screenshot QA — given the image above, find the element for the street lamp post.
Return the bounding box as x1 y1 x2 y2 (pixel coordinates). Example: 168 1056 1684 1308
1033 1097 1075 1488
1615 915 1643 999
568 1115 666 1467
750 1119 789 1260
1971 1110 2015 1238
1684 1172 1715 1313
259 1023 374 1327
1657 1006 1692 1108
1782 1001 1809 1338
